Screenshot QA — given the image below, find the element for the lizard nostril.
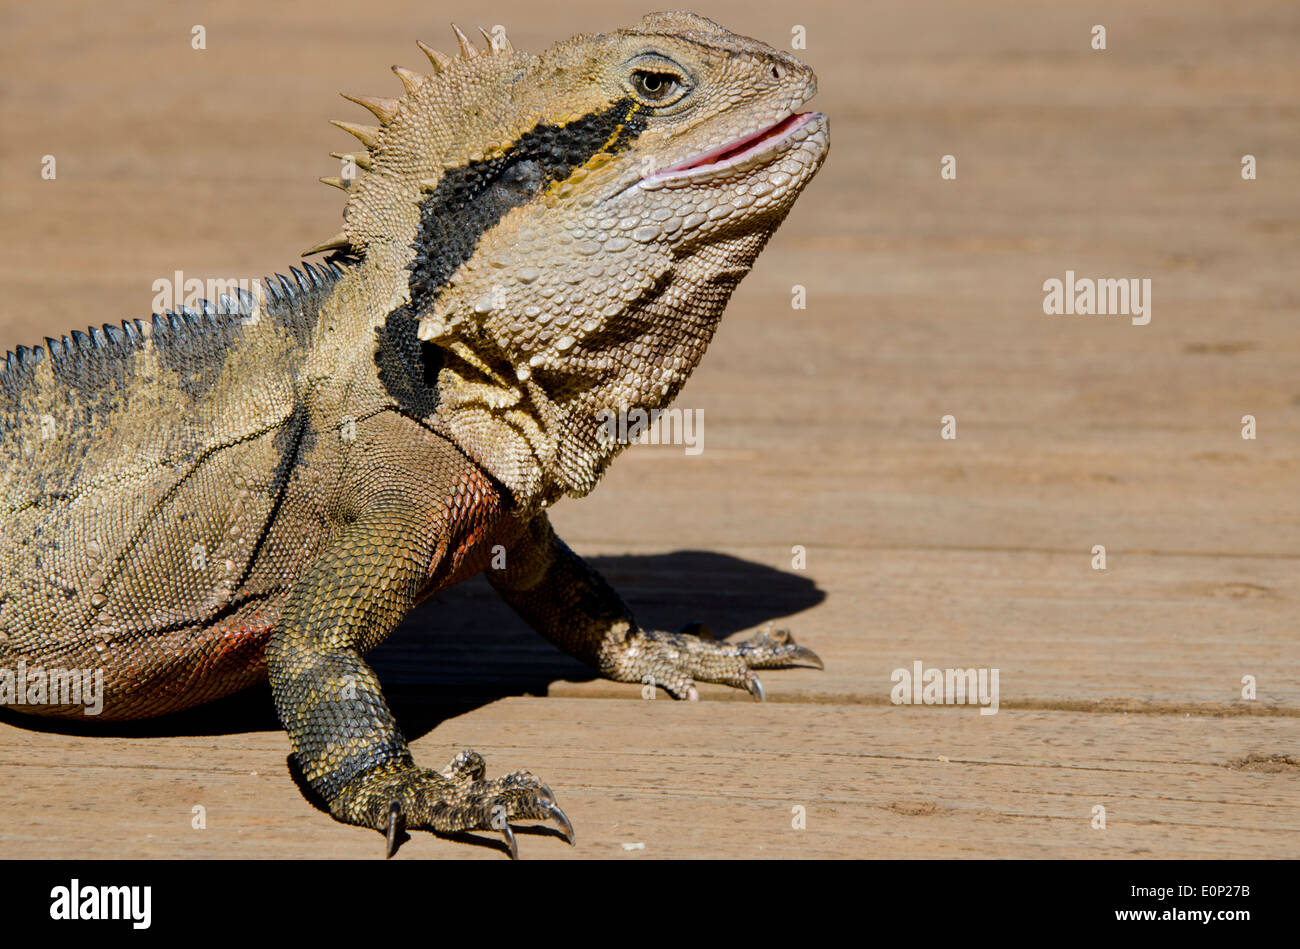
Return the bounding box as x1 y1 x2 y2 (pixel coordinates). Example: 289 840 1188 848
771 65 782 80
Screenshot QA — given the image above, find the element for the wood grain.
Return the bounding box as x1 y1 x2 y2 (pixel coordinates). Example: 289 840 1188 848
0 0 1296 858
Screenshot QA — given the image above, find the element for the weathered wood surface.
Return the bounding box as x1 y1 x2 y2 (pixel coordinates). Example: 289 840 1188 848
0 0 1296 858
2 702 1295 859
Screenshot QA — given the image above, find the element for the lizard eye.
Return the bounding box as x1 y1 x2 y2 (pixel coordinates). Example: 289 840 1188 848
632 70 677 100
626 60 691 107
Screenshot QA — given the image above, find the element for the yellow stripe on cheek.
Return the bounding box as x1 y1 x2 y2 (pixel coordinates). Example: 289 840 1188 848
545 103 643 196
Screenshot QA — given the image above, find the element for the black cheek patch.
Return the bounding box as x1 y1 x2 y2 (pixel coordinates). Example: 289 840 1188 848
373 306 443 419
405 97 647 314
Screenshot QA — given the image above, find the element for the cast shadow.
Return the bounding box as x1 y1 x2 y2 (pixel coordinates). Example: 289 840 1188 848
0 550 824 744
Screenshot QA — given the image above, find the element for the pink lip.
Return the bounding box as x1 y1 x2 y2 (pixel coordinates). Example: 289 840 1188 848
645 111 819 182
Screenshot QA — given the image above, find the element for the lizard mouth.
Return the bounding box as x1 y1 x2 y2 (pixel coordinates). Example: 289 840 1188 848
642 111 823 186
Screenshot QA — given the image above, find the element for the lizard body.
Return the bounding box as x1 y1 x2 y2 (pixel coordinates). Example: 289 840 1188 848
0 11 829 855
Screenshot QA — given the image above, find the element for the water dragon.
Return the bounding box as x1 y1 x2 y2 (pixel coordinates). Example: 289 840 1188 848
0 11 830 857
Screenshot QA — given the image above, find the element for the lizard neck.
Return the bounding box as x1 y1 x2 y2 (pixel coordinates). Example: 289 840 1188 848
428 257 734 515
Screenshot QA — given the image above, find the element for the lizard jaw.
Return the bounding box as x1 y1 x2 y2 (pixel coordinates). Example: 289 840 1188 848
640 111 825 187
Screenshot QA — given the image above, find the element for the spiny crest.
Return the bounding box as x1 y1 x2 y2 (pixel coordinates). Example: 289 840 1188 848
305 23 521 259
0 261 349 402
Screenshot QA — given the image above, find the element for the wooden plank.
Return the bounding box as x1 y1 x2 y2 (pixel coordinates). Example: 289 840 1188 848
1 702 1294 859
0 0 1296 859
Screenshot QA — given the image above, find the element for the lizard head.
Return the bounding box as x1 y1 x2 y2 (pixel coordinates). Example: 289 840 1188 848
315 12 828 504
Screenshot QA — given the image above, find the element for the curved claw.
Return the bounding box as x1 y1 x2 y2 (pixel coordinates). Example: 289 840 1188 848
385 802 404 859
746 675 766 702
540 800 575 845
500 822 518 860
788 645 825 670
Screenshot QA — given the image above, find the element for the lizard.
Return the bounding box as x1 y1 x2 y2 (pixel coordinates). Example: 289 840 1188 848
0 11 830 857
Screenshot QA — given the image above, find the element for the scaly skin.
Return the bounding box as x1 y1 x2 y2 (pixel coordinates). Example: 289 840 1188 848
0 12 829 856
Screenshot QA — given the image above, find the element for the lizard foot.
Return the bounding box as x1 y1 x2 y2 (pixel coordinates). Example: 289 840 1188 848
331 750 573 858
602 623 823 701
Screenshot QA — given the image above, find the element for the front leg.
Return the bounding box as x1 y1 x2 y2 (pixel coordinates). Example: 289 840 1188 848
266 422 569 857
488 515 822 700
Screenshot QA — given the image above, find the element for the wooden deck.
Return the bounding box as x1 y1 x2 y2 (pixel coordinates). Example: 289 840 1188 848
0 0 1296 859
